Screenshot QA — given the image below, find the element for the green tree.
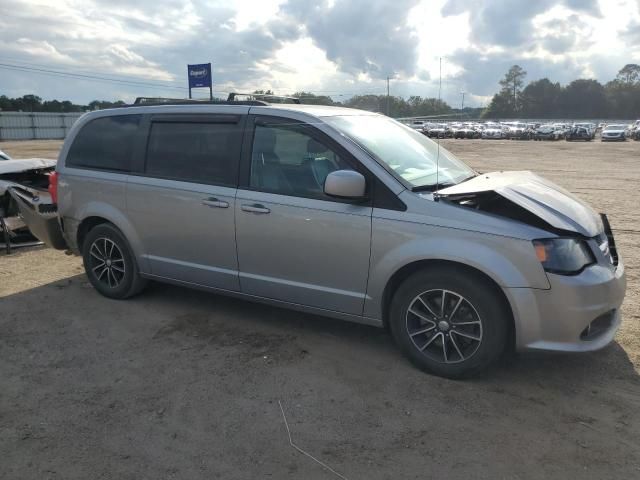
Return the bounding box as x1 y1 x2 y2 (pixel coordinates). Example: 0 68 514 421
520 78 562 117
18 94 43 112
615 64 640 85
293 91 336 106
560 79 608 118
500 65 527 111
483 65 527 118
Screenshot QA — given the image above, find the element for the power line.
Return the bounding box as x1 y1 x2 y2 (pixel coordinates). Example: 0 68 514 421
0 56 185 86
0 62 187 91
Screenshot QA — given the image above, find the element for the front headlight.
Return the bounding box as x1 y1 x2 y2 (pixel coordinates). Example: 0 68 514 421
533 238 595 275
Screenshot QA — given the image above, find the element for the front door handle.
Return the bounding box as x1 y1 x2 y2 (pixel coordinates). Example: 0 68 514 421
241 203 270 214
202 197 229 209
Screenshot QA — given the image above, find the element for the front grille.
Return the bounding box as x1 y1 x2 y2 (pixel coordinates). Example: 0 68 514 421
600 214 619 266
580 310 616 340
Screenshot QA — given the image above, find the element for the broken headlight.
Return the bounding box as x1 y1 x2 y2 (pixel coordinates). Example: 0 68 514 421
533 238 595 275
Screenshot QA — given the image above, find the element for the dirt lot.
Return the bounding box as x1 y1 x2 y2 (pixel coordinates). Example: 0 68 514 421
1 139 639 479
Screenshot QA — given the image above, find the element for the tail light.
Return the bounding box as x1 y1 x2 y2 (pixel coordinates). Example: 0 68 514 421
48 171 59 204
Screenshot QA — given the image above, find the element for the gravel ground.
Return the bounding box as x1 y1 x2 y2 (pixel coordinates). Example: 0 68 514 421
1 138 639 480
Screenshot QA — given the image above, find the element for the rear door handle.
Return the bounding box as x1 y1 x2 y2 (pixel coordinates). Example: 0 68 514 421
202 197 229 208
241 203 270 214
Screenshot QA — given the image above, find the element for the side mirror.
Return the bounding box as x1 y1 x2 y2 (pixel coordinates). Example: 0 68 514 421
324 170 366 200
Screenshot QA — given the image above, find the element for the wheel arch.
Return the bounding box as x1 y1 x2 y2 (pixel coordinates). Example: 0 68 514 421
381 259 515 352
77 216 110 251
75 203 148 273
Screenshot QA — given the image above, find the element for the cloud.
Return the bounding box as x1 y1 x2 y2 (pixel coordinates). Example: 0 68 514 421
622 20 640 45
445 47 588 96
0 0 634 106
277 0 421 79
441 0 600 48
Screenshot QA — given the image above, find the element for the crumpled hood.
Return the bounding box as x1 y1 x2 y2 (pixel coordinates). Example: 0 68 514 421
437 170 603 237
0 158 57 175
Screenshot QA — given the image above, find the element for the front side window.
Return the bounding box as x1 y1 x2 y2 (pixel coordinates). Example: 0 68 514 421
324 115 475 191
145 121 240 185
67 115 142 171
250 123 350 199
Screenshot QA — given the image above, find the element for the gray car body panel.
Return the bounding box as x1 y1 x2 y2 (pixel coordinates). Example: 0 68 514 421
437 170 603 236
52 103 626 353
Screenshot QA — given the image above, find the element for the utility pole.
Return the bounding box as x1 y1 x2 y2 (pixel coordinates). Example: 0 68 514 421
438 57 442 102
461 91 466 113
386 76 390 116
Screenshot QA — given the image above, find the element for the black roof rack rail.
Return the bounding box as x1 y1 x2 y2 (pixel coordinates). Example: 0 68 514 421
227 92 301 104
127 97 268 107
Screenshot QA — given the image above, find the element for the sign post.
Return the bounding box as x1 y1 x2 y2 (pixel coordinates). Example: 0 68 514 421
187 63 213 100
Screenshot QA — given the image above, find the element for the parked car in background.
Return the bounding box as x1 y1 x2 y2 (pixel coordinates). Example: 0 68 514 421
601 124 627 141
534 125 563 141
481 127 504 139
451 124 466 139
427 123 451 138
566 126 593 142
573 123 596 139
11 101 627 379
505 122 531 140
625 124 635 138
552 123 570 138
409 120 426 131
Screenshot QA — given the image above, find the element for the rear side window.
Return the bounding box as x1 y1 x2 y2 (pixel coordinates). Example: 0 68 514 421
145 120 241 186
66 115 141 171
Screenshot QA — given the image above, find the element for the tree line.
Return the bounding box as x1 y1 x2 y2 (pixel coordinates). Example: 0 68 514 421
254 90 452 117
484 64 640 119
1 63 639 119
0 95 125 112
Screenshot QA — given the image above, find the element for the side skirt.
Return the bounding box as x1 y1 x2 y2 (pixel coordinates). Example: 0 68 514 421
140 272 384 328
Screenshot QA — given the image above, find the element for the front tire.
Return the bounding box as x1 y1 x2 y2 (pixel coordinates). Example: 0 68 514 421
389 268 508 379
82 223 147 299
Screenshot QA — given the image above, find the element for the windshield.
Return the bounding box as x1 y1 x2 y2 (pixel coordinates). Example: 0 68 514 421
604 125 625 131
324 115 475 190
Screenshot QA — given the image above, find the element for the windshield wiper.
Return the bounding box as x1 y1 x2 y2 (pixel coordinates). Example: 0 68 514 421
411 182 454 192
411 174 477 193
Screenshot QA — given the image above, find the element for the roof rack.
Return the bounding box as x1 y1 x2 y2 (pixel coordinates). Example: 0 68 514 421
227 93 301 104
130 97 268 107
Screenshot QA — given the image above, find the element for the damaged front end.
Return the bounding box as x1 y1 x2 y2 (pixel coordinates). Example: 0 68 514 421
436 171 603 238
0 158 64 253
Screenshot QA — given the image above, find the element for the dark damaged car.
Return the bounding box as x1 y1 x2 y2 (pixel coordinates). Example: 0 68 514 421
0 155 64 251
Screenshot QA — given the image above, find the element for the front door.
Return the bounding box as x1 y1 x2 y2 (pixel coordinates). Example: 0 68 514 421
235 116 372 315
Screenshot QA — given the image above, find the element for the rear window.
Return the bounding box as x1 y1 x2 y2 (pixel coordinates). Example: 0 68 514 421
145 120 241 186
66 115 142 171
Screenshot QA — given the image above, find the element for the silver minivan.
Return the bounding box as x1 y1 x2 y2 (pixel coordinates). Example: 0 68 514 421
22 101 626 378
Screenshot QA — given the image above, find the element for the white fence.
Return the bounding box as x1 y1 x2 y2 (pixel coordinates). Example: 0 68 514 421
0 112 84 140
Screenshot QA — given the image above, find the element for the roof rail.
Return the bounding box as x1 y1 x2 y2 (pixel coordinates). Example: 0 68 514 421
129 97 268 107
227 92 301 104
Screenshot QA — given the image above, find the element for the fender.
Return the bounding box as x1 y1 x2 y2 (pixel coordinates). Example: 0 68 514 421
363 226 550 319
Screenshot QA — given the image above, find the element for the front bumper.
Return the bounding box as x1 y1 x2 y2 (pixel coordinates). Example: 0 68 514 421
506 259 626 353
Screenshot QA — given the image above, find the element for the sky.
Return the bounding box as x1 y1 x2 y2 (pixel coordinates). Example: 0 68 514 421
0 0 639 107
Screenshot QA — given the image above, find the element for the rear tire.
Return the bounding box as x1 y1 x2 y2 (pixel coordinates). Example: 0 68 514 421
389 267 508 379
82 223 147 299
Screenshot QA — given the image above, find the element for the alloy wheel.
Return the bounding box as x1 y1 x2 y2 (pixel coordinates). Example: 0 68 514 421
405 289 483 364
88 237 126 289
